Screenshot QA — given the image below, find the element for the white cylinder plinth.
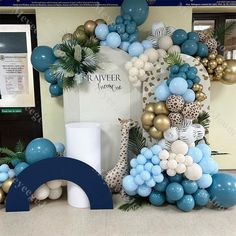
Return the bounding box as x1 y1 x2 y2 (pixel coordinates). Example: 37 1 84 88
66 122 101 208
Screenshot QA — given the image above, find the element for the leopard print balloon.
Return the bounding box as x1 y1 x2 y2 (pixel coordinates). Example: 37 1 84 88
205 38 218 53
182 102 201 120
198 31 209 43
168 112 184 127
166 95 185 112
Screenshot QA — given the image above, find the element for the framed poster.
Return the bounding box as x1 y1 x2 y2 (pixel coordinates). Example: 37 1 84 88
0 25 35 108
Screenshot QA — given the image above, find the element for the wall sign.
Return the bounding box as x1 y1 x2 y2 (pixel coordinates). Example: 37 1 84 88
0 0 235 7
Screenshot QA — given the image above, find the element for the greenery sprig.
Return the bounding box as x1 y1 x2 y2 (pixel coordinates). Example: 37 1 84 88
164 52 183 67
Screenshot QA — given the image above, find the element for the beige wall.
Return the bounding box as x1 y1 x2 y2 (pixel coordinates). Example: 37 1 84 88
0 6 236 169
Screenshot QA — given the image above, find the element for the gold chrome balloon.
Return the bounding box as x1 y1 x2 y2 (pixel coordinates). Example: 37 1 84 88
209 60 218 70
153 115 171 132
207 68 214 74
76 25 85 31
215 65 224 74
2 179 14 194
141 112 155 126
222 61 228 69
221 59 236 84
0 188 5 204
143 125 151 131
62 33 73 42
84 20 97 36
154 102 169 115
192 83 200 92
208 53 217 60
149 127 163 139
95 19 107 25
73 29 88 43
196 92 206 102
198 84 203 92
216 55 224 65
145 103 155 113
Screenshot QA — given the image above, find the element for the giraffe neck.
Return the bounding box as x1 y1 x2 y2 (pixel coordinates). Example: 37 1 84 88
118 124 130 163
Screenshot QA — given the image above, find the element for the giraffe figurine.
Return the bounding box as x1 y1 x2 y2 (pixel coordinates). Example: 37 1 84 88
104 118 138 195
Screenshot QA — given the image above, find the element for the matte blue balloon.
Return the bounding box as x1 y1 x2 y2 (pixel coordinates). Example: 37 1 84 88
177 72 187 79
142 40 153 49
0 164 9 173
179 63 190 72
116 15 124 24
130 158 138 168
170 65 180 74
121 33 130 41
149 190 166 206
151 165 162 176
134 175 144 185
121 0 149 26
172 29 188 45
155 81 171 101
166 183 184 201
49 84 63 97
196 42 209 57
14 162 29 176
123 175 138 192
177 195 195 212
0 172 8 182
150 145 162 155
182 180 198 194
187 32 200 42
168 174 183 183
194 189 210 207
137 185 152 197
120 41 130 52
129 33 138 43
128 42 144 57
11 159 20 168
123 13 132 21
199 157 218 175
151 156 160 165
31 46 56 72
54 142 65 154
137 154 146 165
130 169 137 177
169 77 188 95
181 40 198 56
44 69 57 84
25 138 57 165
117 24 126 34
196 143 211 158
166 196 175 204
187 80 194 89
154 176 169 192
189 66 198 74
136 165 144 174
144 162 153 172
197 174 212 189
106 32 121 48
141 147 148 154
100 41 108 46
146 178 156 188
193 76 201 84
57 77 63 88
143 149 153 159
95 24 109 40
188 147 203 163
208 173 236 208
8 169 15 179
140 171 151 181
183 89 196 103
186 71 196 80
108 23 117 32
126 23 136 34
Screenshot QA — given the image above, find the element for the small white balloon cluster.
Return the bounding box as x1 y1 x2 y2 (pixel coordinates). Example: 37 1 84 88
33 180 67 201
159 140 203 181
125 48 159 87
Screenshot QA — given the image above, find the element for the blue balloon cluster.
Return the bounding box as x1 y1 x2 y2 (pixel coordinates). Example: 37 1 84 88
0 164 16 186
122 145 164 197
171 29 208 57
95 14 152 56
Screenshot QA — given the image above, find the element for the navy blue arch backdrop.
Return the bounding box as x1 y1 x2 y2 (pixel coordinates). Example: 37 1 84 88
6 158 113 212
0 0 230 7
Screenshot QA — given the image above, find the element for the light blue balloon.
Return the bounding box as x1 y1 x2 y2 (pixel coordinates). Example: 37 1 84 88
166 183 184 201
168 174 183 183
153 174 164 183
208 173 236 208
49 84 63 97
136 165 144 174
151 165 162 176
54 142 65 154
0 164 10 173
8 169 15 179
25 138 57 165
149 190 166 206
31 46 56 72
155 81 171 101
181 40 198 56
123 175 138 192
140 170 151 181
183 89 196 103
199 157 218 175
44 69 57 84
169 77 188 95
144 162 153 172
137 185 152 197
134 174 144 185
0 172 8 182
177 195 195 212
121 0 149 26
130 168 137 177
193 189 210 207
146 178 156 188
188 147 203 163
120 41 130 52
142 40 153 49
137 154 147 165
106 32 121 48
14 162 29 176
172 29 188 45
154 176 169 192
143 149 153 159
128 42 144 57
196 42 209 57
150 145 162 155
196 144 211 158
125 190 137 196
100 40 108 46
141 147 148 154
181 180 198 194
95 24 109 40
130 158 138 168
151 155 160 165
197 174 213 189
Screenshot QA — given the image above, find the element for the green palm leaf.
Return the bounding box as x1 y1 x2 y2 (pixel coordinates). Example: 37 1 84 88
164 52 183 67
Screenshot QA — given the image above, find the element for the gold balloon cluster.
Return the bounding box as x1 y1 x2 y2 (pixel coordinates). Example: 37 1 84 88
220 59 236 84
0 179 14 204
62 19 107 43
141 102 170 139
199 52 228 81
192 83 207 102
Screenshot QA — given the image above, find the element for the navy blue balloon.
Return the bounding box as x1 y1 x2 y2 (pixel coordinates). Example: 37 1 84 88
181 40 198 56
149 190 166 206
196 42 209 57
194 189 210 207
121 0 149 26
177 195 195 212
49 84 63 97
31 46 56 72
172 29 188 45
208 173 236 208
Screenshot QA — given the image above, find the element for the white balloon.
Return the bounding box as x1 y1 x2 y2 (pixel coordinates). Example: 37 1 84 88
49 187 63 200
144 62 154 71
131 57 138 63
156 49 167 58
167 169 176 177
167 159 178 169
158 36 173 51
185 155 194 167
129 76 138 83
175 154 186 163
144 48 159 63
168 45 181 54
160 160 168 170
129 67 139 76
176 163 186 174
139 54 149 62
134 59 145 69
164 127 179 142
159 150 169 160
185 164 203 181
139 69 146 77
171 140 188 155
125 61 133 70
47 180 62 190
133 80 142 88
34 184 50 201
169 153 176 160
